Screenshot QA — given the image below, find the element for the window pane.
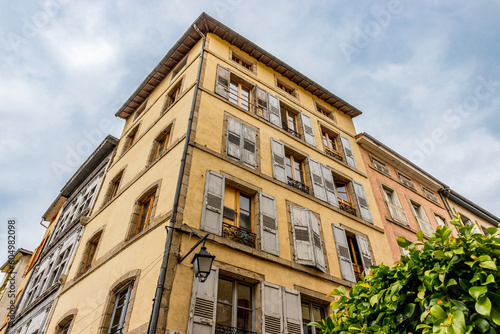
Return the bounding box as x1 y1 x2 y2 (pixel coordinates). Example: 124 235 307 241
239 194 251 212
216 303 232 327
241 86 250 111
237 284 251 308
312 305 324 322
237 307 251 330
301 302 310 321
217 279 233 303
239 212 251 230
336 183 349 202
229 81 238 105
285 154 293 179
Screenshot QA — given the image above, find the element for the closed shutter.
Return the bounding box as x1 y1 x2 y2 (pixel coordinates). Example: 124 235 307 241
200 170 225 235
267 93 282 127
355 235 373 276
261 281 283 334
309 212 326 273
187 266 219 334
320 164 339 208
254 87 269 120
291 206 315 266
331 224 356 283
260 192 279 256
308 158 327 202
226 117 242 160
270 138 287 183
300 113 316 146
282 288 304 334
339 135 357 169
242 124 257 168
353 182 373 223
215 65 230 99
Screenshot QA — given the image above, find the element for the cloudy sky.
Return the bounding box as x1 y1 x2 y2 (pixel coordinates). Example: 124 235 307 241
1 1 499 267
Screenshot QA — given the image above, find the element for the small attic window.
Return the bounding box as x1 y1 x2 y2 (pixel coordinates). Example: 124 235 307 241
171 56 188 81
133 101 147 121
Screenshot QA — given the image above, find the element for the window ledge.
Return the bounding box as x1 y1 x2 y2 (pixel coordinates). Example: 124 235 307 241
385 216 418 233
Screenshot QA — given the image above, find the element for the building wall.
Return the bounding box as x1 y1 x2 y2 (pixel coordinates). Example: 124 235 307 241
444 199 497 235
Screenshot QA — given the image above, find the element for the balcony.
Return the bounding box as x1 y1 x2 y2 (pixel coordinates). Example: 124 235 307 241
338 201 356 216
222 223 256 248
216 324 257 334
282 125 301 139
325 147 343 162
287 177 309 194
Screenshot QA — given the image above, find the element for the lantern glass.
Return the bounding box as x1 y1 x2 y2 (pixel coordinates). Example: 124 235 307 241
191 246 215 282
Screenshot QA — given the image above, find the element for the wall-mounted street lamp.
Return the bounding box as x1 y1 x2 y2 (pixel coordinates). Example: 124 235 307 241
176 231 215 282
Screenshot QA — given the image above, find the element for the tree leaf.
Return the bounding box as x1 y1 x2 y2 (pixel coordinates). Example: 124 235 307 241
480 261 497 270
469 286 488 300
485 274 495 284
476 296 492 316
491 309 500 326
403 303 416 318
452 310 466 334
430 305 447 319
417 230 424 241
474 318 490 333
397 236 411 248
486 227 498 235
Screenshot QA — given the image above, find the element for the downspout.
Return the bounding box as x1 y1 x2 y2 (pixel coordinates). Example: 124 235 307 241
439 187 455 220
147 25 206 334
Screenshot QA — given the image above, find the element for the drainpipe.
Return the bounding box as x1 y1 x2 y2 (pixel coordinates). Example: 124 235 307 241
147 24 206 334
439 187 455 220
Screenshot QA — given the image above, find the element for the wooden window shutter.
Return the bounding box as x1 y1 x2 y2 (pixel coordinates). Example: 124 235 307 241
291 206 315 266
270 138 287 183
300 113 316 146
200 170 225 236
355 235 373 276
267 93 282 127
309 212 326 273
242 124 257 168
187 266 219 334
308 158 327 202
320 164 339 208
282 287 303 334
260 192 279 256
353 181 373 223
331 224 356 283
215 65 230 99
261 281 284 334
254 87 269 120
339 135 357 169
226 117 242 160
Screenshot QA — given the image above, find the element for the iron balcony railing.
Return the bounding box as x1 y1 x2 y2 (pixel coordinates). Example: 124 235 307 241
222 223 256 248
281 125 301 139
339 201 356 216
325 147 343 162
287 177 309 194
216 324 257 334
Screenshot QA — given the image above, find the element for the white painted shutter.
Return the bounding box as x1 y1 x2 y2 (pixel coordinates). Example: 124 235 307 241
320 164 339 208
267 93 282 127
282 287 304 334
200 170 225 235
242 124 257 168
300 113 316 146
353 181 373 223
187 266 219 334
215 65 230 99
308 158 327 202
355 235 373 276
271 138 287 183
261 281 283 334
254 87 269 120
291 206 315 266
226 117 242 160
260 192 279 256
340 135 357 169
331 224 356 283
309 212 326 273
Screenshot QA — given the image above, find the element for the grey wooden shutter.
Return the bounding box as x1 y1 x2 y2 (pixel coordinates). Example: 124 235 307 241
242 124 257 168
226 117 242 160
200 170 225 236
331 224 356 283
282 287 304 334
267 93 282 127
262 281 283 334
215 65 230 99
271 138 287 183
187 266 219 334
260 192 279 256
254 87 269 120
340 135 357 169
320 164 339 208
308 158 327 202
355 235 373 276
300 113 316 147
353 181 373 223
291 206 315 266
309 212 326 273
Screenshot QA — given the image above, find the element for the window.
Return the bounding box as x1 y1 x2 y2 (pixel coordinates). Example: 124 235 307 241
231 53 253 71
302 302 325 334
134 193 155 236
411 202 434 235
108 284 133 334
82 233 101 274
372 157 390 175
280 106 300 138
56 316 74 334
398 173 416 190
132 101 147 121
109 173 122 202
123 127 138 153
216 278 253 333
165 81 182 110
222 186 255 247
315 104 335 121
154 131 170 161
434 214 446 227
460 215 482 234
321 130 342 162
285 151 308 193
383 187 408 224
225 116 257 168
422 187 438 203
333 179 356 216
171 56 187 81
229 79 251 111
277 80 296 97
59 322 71 334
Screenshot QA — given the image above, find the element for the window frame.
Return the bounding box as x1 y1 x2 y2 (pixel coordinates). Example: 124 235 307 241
371 157 391 175
229 49 256 73
229 77 252 111
422 186 438 203
164 78 184 112
276 78 298 99
397 172 416 190
107 283 133 334
135 193 155 236
301 300 326 334
285 151 307 186
123 126 139 154
215 276 254 332
132 100 147 121
82 233 101 274
314 101 336 122
170 56 188 81
223 186 254 233
280 105 301 138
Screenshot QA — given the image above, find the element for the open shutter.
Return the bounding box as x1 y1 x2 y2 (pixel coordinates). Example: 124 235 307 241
309 212 326 273
320 164 339 208
339 135 356 169
353 182 373 223
355 235 373 276
291 206 315 266
261 281 283 334
331 224 356 283
215 65 230 99
301 113 316 147
308 158 327 202
187 266 219 334
200 170 225 235
271 138 287 183
260 192 279 256
282 287 304 334
267 93 282 127
242 124 257 168
254 87 269 120
226 117 242 160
